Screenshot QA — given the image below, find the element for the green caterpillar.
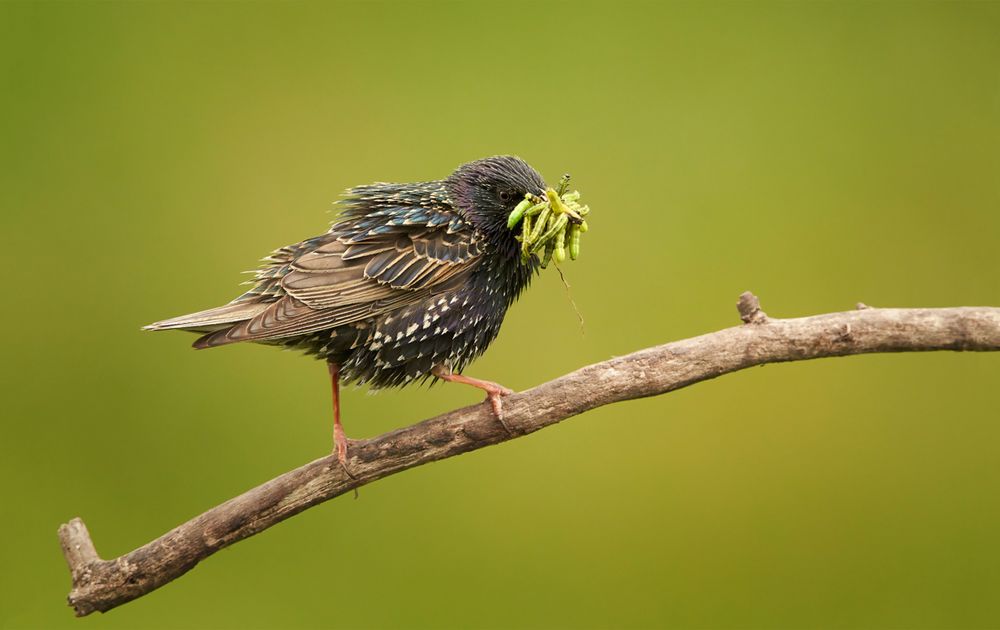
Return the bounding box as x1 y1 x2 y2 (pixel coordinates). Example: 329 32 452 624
509 174 589 267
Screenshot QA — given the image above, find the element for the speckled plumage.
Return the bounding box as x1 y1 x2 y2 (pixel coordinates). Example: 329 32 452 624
146 156 548 389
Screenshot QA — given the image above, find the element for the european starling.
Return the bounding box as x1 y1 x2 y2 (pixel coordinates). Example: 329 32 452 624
145 156 552 467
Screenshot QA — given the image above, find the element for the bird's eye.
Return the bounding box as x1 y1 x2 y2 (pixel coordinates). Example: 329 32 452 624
499 190 512 202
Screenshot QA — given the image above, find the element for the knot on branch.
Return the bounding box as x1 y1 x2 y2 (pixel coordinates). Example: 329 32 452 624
737 291 769 325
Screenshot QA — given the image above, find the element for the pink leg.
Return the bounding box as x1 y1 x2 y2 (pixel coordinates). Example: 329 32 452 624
432 365 515 433
327 360 351 468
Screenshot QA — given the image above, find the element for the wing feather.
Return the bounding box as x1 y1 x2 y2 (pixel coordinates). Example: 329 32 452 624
195 206 481 347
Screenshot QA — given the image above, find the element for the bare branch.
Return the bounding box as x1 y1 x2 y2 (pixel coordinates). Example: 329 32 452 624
59 294 1000 616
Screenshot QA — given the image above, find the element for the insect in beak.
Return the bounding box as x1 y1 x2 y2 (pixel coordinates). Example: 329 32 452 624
507 174 590 267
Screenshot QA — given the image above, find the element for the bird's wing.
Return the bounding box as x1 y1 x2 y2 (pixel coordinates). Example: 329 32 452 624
284 228 478 307
194 208 482 347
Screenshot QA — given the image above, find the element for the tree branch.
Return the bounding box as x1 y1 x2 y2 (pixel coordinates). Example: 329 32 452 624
59 293 1000 616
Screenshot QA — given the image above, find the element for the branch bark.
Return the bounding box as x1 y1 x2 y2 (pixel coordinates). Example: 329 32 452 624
59 293 1000 616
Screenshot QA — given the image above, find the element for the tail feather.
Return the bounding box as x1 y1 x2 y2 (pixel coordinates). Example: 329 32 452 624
143 302 270 334
192 326 244 349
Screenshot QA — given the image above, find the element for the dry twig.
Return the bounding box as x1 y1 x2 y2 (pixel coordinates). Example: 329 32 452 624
59 292 1000 616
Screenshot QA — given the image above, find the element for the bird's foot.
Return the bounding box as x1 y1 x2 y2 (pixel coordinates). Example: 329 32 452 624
432 365 516 436
484 384 515 436
333 422 357 479
481 382 514 419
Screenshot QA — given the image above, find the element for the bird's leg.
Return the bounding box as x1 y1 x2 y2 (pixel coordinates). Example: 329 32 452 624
431 364 515 435
327 360 353 472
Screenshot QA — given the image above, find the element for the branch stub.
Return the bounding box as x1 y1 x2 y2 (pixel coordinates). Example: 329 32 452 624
737 291 769 324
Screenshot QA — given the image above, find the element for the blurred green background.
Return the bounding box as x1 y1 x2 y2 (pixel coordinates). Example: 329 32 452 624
2 1 999 628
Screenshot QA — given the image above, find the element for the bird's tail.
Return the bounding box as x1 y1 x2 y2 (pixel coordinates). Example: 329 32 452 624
143 301 269 335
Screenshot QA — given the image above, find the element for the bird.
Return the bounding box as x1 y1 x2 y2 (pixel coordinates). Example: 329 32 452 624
145 156 550 468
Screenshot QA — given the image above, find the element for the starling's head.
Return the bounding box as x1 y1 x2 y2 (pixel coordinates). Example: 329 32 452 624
446 156 547 239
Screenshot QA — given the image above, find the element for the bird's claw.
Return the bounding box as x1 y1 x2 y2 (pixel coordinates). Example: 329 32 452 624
483 384 514 435
335 439 348 467
333 424 356 479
